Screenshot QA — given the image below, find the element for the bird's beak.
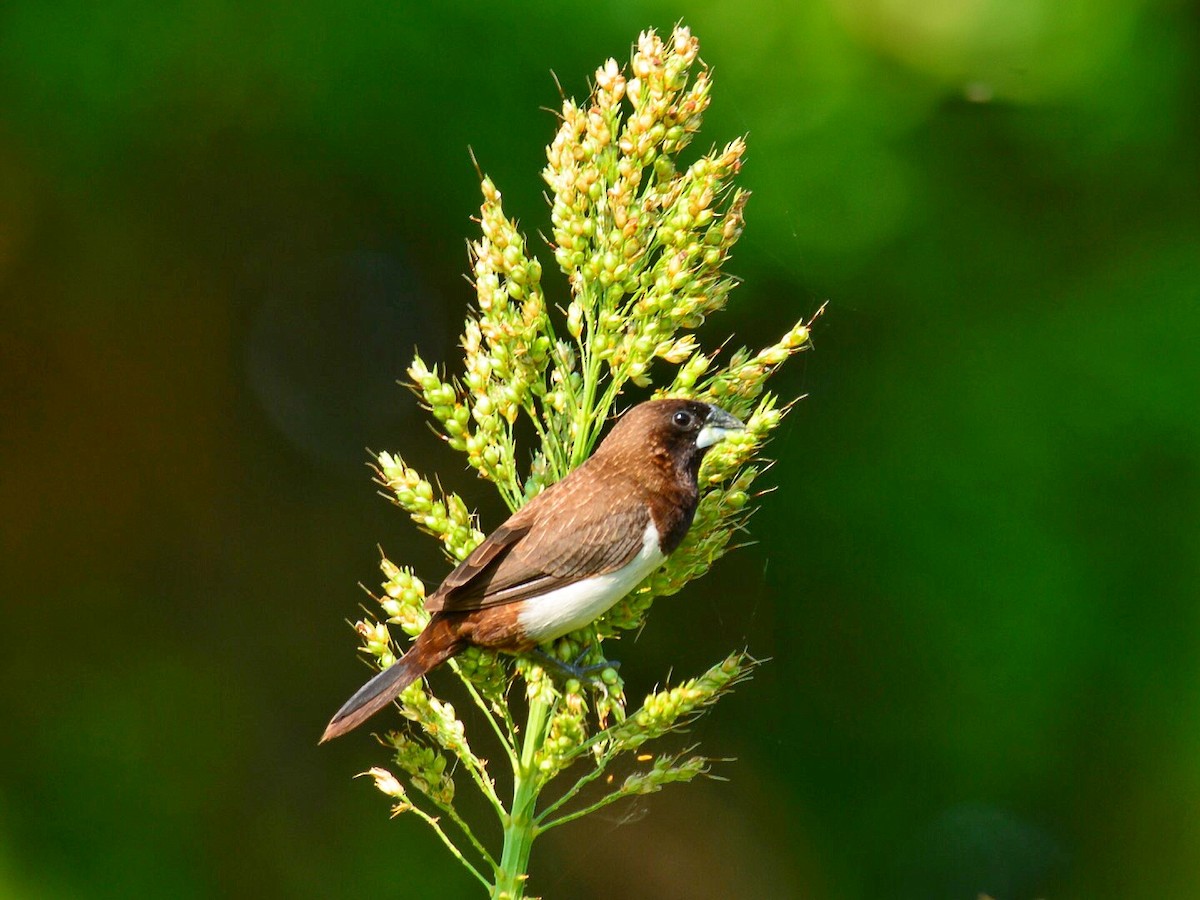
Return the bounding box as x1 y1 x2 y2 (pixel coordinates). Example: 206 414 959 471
697 405 745 449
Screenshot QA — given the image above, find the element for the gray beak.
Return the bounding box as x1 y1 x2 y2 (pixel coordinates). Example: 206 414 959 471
696 404 745 449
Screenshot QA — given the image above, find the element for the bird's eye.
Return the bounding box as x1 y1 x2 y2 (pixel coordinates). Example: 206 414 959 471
672 410 695 428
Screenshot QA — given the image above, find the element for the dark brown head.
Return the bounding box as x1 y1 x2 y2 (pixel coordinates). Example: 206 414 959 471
595 398 745 483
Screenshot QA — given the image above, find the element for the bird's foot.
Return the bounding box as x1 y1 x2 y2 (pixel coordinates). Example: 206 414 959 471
530 648 621 687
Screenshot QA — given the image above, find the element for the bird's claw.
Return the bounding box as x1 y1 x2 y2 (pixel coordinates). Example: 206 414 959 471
530 648 621 686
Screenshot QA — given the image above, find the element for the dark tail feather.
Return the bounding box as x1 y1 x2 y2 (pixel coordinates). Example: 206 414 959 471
320 627 461 743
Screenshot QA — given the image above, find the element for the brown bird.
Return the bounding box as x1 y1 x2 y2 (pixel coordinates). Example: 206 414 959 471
320 398 744 742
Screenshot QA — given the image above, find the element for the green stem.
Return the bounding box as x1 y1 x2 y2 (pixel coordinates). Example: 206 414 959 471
537 786 630 834
535 755 612 825
570 302 601 468
425 793 498 872
458 670 518 767
408 801 492 890
492 693 551 899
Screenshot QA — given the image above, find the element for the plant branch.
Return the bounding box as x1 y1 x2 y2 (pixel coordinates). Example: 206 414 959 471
534 756 611 825
407 801 493 890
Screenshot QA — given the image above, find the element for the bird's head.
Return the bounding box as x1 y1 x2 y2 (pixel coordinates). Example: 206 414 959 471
597 398 745 480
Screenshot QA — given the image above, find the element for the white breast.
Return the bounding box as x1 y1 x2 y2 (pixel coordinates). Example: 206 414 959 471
517 521 665 642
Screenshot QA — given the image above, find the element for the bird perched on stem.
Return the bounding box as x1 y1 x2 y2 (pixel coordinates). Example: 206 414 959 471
321 398 744 742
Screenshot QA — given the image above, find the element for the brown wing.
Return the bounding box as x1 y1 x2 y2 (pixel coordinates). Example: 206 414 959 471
424 461 650 613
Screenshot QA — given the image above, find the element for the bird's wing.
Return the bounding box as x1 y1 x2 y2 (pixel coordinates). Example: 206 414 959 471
424 464 650 613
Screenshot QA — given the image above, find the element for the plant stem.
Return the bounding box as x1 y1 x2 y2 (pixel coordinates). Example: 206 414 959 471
536 788 629 834
450 661 519 774
493 693 551 898
407 802 492 890
570 304 600 468
534 749 615 825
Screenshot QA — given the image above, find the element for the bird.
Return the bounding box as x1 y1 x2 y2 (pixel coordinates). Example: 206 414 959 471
320 398 745 742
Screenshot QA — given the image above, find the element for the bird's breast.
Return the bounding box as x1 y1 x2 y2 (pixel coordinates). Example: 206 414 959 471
516 520 665 642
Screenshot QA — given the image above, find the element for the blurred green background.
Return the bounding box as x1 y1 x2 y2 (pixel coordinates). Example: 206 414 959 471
2 1 1197 897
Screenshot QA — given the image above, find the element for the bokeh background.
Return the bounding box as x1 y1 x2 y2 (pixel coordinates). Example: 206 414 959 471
2 1 1197 897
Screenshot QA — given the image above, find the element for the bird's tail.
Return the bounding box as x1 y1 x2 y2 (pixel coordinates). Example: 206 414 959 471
320 620 461 743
